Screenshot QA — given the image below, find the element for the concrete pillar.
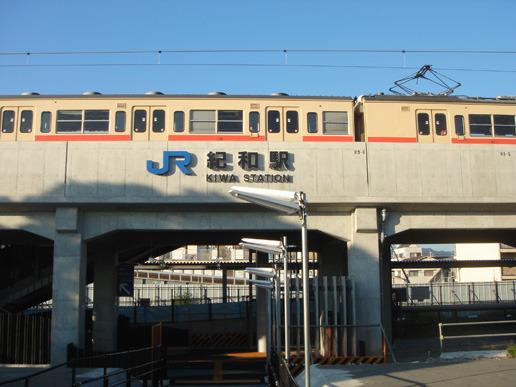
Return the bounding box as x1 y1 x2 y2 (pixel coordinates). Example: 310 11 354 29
347 208 382 355
51 208 86 364
256 252 268 353
92 253 118 352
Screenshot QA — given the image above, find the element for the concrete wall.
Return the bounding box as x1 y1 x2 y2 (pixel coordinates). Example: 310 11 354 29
456 243 502 282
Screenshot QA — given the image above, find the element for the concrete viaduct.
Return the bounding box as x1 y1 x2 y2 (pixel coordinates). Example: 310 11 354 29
1 140 516 363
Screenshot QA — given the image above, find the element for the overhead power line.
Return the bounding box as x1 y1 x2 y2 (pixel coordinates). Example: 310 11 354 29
1 62 516 74
2 48 516 56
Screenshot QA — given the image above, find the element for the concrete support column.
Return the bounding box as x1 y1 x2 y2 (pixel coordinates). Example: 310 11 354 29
92 253 118 352
256 252 268 353
51 208 86 364
347 208 382 355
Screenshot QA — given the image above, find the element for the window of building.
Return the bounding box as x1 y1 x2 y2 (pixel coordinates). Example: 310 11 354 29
133 110 147 133
267 110 280 133
286 111 299 133
494 115 516 137
455 115 465 136
435 113 447 136
249 111 260 133
19 110 33 133
84 110 109 132
40 111 51 133
323 111 348 134
57 110 82 133
2 110 15 133
469 114 492 136
190 110 216 133
217 110 243 133
307 112 318 133
174 111 184 132
114 111 126 132
417 113 430 135
408 270 419 277
152 109 165 133
424 270 434 277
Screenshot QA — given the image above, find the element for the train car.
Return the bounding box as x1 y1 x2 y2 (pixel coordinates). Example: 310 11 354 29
0 92 355 143
355 94 516 144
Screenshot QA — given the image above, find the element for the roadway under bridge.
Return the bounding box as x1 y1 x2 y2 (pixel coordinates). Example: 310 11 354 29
2 141 516 363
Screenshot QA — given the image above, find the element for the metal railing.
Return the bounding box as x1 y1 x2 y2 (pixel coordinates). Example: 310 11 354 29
393 281 516 306
438 320 516 353
268 350 298 387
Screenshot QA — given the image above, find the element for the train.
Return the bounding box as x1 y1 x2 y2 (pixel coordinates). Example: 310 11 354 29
1 91 516 144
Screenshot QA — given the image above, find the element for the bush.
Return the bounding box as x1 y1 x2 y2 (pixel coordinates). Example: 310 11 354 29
507 345 516 358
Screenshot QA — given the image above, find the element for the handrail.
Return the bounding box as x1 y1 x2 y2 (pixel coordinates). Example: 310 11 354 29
0 362 68 386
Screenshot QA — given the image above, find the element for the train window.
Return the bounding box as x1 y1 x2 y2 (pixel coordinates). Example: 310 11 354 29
152 110 165 133
286 111 299 133
20 110 33 133
40 111 51 133
323 111 348 134
174 111 185 132
249 111 260 133
133 110 147 133
57 110 82 133
115 111 126 132
84 110 109 132
307 112 318 133
417 113 430 135
217 110 243 133
435 113 447 136
494 115 516 137
454 115 465 136
469 114 492 136
190 110 215 133
267 110 280 133
1 110 15 133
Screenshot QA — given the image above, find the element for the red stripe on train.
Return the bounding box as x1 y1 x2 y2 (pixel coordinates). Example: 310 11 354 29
452 138 516 144
35 134 132 141
367 136 418 143
168 134 266 141
302 135 354 142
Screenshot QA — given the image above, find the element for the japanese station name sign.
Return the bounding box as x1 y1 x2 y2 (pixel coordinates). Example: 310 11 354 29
146 150 294 183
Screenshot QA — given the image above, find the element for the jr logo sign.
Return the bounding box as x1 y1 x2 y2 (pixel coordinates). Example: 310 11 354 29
146 151 193 175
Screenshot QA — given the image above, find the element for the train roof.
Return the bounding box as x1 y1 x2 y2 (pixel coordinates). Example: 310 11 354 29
359 94 516 104
0 93 354 101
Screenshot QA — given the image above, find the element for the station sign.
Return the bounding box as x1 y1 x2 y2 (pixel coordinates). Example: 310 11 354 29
117 263 134 297
146 150 294 183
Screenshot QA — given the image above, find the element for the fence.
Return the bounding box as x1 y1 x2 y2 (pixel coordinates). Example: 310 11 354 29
393 281 516 306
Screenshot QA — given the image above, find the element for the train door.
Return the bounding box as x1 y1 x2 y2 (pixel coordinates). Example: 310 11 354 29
0 107 35 142
416 110 449 143
132 106 167 141
266 107 301 142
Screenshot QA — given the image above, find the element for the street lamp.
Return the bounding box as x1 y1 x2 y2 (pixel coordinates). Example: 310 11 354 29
240 238 291 361
230 186 311 387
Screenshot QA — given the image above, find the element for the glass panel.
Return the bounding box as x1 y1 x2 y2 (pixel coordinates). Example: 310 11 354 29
307 112 317 133
190 110 215 133
84 109 109 132
323 111 348 134
20 110 33 133
57 110 82 133
249 111 260 133
267 110 280 133
494 115 516 137
435 113 447 136
152 110 165 133
286 111 299 133
174 111 184 132
115 111 126 132
417 113 430 135
217 110 243 133
469 114 492 136
133 110 147 133
40 111 51 133
454 115 464 136
2 110 14 133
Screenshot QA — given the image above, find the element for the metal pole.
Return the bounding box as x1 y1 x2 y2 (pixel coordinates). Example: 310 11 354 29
300 192 311 387
283 236 290 361
275 269 282 357
267 288 272 364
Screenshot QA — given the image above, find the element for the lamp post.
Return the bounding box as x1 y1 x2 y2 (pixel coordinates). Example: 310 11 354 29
230 187 311 387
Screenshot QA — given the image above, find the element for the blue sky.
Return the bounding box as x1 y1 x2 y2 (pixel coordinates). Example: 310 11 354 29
1 0 515 97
